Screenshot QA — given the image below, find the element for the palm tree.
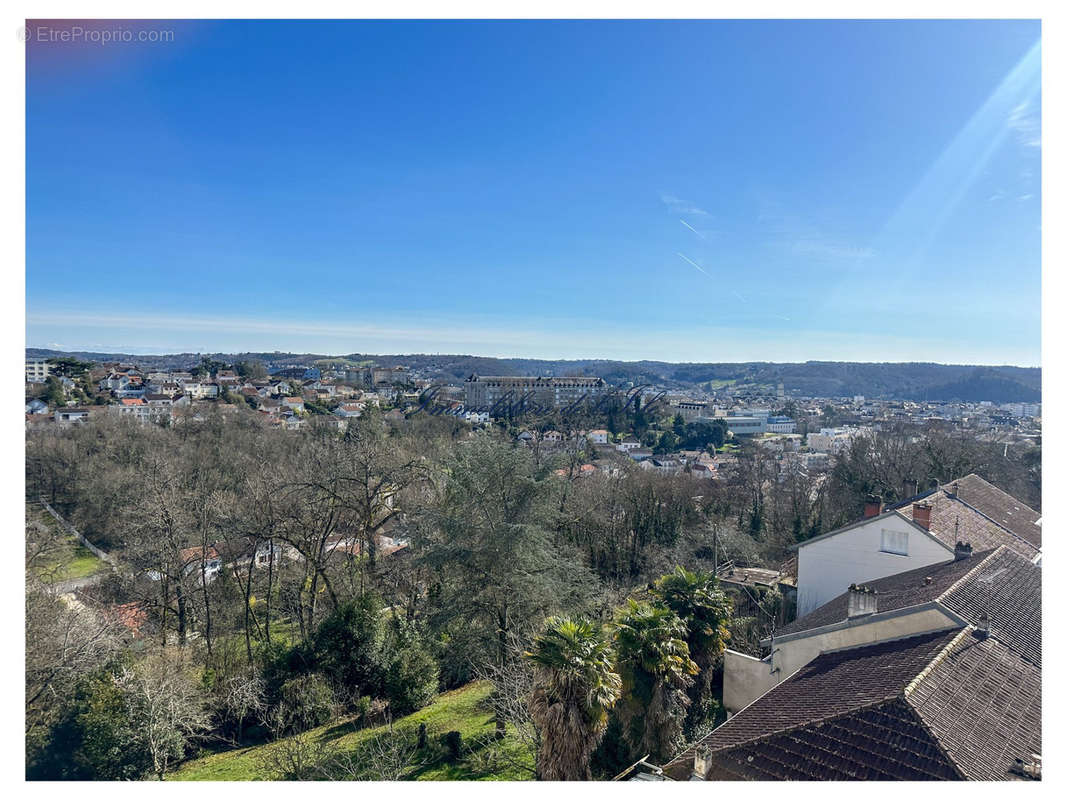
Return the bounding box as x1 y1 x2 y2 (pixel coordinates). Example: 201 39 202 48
652 566 732 736
526 617 622 780
612 599 698 763
652 566 732 670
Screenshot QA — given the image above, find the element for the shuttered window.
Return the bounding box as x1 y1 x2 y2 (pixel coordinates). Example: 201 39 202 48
881 529 909 556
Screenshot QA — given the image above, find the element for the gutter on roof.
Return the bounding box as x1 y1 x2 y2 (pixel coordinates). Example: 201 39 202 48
761 601 970 648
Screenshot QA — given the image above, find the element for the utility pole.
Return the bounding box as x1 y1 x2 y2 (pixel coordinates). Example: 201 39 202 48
712 523 719 575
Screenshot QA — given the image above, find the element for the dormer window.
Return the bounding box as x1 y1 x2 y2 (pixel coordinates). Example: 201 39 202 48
880 529 909 556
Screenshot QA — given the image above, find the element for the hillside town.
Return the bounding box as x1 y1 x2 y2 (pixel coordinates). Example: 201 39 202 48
25 355 1041 475
22 15 1044 787
25 349 1042 782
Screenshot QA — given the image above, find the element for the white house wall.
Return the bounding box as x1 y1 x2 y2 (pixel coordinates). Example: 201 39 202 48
723 649 777 714
796 515 952 616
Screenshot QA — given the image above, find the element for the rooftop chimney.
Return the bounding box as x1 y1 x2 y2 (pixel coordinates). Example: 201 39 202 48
912 502 932 530
864 496 883 519
1010 755 1042 781
847 584 878 618
954 541 973 561
691 748 712 781
975 612 990 638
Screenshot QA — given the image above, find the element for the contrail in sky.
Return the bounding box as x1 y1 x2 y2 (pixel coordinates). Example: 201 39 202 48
680 219 706 239
676 252 709 276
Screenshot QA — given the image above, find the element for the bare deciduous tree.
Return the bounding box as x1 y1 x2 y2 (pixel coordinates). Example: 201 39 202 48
116 648 211 780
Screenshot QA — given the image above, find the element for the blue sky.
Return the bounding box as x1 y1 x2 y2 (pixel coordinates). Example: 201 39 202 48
26 20 1041 364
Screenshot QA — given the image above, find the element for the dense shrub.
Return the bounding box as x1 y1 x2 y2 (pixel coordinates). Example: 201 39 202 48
312 595 386 698
27 669 152 781
383 624 439 715
273 673 336 735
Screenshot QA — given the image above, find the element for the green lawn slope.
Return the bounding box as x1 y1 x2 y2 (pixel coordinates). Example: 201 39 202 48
173 681 534 781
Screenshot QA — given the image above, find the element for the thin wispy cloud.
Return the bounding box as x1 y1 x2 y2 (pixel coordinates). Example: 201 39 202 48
661 192 710 217
1007 100 1042 149
791 238 875 260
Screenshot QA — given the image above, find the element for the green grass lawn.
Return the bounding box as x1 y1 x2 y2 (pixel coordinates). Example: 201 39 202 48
173 681 535 781
28 504 109 584
47 546 105 581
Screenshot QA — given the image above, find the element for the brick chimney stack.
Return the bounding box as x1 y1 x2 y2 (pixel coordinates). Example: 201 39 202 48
954 541 973 561
864 496 883 519
847 584 878 617
912 502 932 530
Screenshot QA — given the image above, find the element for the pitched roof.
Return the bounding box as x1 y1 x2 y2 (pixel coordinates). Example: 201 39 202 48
665 628 1040 781
774 547 1040 667
698 698 961 780
800 476 1040 561
179 545 220 565
776 550 997 637
665 629 962 779
938 546 1041 667
945 474 1041 548
906 632 1041 780
894 481 1039 559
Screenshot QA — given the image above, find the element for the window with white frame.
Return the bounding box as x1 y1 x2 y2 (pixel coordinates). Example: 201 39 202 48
880 529 909 556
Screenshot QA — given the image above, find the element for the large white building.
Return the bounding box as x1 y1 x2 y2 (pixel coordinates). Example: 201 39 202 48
26 357 51 383
807 426 861 454
794 506 955 617
724 416 766 435
463 375 607 412
765 415 796 433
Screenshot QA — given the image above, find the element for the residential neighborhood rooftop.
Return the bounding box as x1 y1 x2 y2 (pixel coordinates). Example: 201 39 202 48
665 627 1040 781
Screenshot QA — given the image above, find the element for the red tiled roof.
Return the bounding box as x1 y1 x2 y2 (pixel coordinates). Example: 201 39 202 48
113 602 148 636
179 545 219 565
